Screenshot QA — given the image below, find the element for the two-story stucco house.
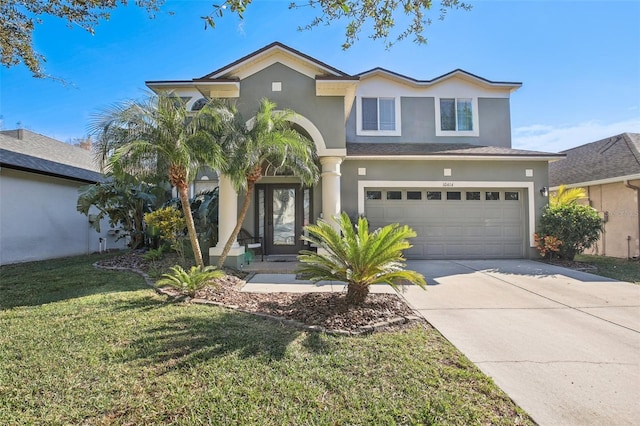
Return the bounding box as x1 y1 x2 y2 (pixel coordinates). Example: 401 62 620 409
147 42 563 268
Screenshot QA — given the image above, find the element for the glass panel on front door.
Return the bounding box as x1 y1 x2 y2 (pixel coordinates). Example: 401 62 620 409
272 188 296 246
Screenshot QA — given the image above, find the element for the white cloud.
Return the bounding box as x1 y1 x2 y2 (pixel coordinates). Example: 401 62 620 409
513 118 640 152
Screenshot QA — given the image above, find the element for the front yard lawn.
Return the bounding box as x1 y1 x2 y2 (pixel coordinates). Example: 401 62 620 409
0 254 532 425
575 254 640 284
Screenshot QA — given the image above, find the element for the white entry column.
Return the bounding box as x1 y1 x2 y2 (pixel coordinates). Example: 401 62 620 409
320 156 343 228
209 174 244 267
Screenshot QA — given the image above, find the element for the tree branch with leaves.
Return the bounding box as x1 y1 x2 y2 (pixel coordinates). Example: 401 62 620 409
3 0 470 78
205 0 471 49
1 0 163 77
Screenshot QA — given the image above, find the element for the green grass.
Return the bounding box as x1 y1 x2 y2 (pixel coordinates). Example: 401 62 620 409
575 254 640 284
0 255 533 425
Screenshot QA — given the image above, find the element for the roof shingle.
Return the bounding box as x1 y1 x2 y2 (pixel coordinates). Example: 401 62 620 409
549 133 640 186
0 130 103 183
346 142 563 158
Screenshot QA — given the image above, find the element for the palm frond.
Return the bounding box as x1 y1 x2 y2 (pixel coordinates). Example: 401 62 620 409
298 212 425 304
550 185 587 207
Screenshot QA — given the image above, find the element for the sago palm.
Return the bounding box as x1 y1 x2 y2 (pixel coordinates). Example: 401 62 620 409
216 98 319 267
156 265 224 297
90 92 232 267
297 212 426 305
550 185 587 207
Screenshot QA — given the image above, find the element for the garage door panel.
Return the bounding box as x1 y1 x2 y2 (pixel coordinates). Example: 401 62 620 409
462 227 484 237
423 227 446 237
483 208 504 219
504 244 525 257
503 225 523 238
484 226 504 237
365 187 525 259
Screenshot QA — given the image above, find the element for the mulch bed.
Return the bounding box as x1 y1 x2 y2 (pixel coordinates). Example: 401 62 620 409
96 252 423 334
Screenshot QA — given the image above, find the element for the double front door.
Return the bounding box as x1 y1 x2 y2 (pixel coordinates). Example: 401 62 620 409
255 184 312 255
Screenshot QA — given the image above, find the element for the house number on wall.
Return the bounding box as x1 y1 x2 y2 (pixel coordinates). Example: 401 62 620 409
442 182 455 187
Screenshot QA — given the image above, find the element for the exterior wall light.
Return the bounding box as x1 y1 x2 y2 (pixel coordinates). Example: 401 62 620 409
540 187 549 197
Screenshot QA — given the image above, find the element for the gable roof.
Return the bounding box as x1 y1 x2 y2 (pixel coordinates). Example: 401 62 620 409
549 133 640 186
356 67 522 91
346 143 563 160
0 130 103 183
199 41 353 80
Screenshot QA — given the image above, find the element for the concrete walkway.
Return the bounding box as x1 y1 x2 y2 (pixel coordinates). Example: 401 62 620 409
400 260 640 426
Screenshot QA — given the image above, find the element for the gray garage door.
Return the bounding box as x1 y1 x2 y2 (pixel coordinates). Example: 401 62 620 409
365 188 525 259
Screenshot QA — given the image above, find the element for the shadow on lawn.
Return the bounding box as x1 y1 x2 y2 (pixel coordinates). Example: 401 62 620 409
0 255 150 310
124 307 331 372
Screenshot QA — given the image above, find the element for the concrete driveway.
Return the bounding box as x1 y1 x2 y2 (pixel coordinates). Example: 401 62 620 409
399 260 640 426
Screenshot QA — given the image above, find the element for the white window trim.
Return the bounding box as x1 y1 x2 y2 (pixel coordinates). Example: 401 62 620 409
435 97 480 137
356 96 402 136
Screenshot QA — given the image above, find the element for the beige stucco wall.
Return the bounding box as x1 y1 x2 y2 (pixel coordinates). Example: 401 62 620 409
583 180 640 259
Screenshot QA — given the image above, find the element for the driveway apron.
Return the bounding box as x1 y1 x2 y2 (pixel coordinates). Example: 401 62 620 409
399 260 640 426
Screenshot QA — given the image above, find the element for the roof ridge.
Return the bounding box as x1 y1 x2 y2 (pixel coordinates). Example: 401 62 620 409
199 41 351 80
356 67 522 87
622 133 640 168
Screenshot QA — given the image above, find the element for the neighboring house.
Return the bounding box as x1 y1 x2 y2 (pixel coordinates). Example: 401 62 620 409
146 42 563 267
549 133 640 259
0 129 125 265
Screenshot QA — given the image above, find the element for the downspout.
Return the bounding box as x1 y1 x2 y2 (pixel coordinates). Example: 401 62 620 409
624 180 640 259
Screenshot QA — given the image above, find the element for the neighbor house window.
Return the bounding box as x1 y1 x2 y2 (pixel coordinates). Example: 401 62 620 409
435 97 479 136
358 97 401 135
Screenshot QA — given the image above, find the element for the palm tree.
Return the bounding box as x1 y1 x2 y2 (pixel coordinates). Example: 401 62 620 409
550 185 587 207
91 92 231 267
216 98 319 267
297 212 426 305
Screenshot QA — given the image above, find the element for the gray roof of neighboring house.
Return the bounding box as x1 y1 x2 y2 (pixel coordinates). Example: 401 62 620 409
346 143 563 158
549 133 640 186
0 129 103 183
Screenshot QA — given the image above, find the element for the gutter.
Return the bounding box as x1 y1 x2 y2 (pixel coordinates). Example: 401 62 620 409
624 180 640 259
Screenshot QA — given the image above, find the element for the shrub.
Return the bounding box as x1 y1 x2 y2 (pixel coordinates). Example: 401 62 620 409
297 212 426 305
156 265 224 297
534 233 562 259
537 204 603 260
145 207 187 263
143 246 165 262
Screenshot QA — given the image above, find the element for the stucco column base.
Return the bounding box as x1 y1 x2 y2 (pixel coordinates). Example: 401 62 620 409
209 245 246 270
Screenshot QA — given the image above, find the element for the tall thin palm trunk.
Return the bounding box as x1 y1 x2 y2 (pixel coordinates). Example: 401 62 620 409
177 182 204 268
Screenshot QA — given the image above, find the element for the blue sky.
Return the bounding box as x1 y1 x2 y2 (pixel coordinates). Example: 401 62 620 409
1 0 639 152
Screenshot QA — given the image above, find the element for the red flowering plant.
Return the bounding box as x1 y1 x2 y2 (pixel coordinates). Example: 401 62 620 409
534 233 563 259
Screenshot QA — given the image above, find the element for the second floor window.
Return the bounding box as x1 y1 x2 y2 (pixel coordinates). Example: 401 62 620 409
440 98 473 131
362 97 396 131
435 96 479 137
